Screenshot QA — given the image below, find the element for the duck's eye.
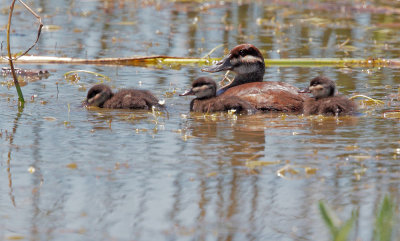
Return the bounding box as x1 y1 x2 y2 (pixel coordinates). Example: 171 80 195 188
239 50 245 56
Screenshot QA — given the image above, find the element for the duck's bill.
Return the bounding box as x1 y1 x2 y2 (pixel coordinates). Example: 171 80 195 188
201 55 233 73
179 89 195 96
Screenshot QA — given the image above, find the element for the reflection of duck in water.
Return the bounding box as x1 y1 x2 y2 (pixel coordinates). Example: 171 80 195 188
85 84 163 109
180 77 256 113
302 76 357 116
202 44 308 112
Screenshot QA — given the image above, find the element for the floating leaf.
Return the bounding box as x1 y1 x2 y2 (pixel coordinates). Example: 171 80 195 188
6 235 25 240
276 164 300 178
42 25 61 31
340 45 358 52
344 145 358 151
64 70 111 82
28 166 35 173
246 160 281 169
305 167 317 175
207 172 217 177
66 163 78 169
383 110 400 119
110 21 137 26
43 116 57 121
300 17 330 26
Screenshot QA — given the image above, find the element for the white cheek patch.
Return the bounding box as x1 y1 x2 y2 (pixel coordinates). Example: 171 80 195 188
241 55 263 64
310 84 330 98
194 85 214 98
89 93 107 106
309 85 323 91
230 55 263 74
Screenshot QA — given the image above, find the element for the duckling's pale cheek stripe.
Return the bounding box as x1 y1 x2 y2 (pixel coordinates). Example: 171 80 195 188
193 85 214 98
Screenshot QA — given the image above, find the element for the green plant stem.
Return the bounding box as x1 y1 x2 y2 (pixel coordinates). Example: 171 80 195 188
7 0 24 105
1 56 399 68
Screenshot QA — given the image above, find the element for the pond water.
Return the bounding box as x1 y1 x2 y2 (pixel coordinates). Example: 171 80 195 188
1 0 400 240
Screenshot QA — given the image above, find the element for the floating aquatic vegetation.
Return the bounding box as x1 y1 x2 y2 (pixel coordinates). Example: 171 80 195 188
245 160 281 170
1 67 50 77
43 116 57 121
64 70 111 82
42 24 61 31
353 167 367 181
28 166 35 174
108 21 137 26
383 110 400 119
276 163 318 179
6 235 26 240
66 163 78 169
349 94 385 106
2 54 399 68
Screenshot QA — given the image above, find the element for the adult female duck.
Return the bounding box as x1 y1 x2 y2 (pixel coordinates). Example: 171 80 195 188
202 44 307 112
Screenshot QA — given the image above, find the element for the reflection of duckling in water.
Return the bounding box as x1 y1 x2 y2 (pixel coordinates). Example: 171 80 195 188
302 76 357 116
85 84 163 109
180 77 256 114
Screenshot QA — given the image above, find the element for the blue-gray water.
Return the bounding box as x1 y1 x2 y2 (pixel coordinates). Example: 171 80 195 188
1 0 400 240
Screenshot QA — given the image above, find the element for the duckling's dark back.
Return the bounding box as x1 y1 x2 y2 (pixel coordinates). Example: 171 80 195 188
86 84 161 110
104 89 160 110
190 95 256 113
304 96 356 116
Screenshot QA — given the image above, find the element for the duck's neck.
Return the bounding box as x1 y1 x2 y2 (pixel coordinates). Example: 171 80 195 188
217 68 264 96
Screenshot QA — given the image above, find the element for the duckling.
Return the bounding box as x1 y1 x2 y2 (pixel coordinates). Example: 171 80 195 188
180 77 256 114
202 43 308 112
85 84 162 110
303 76 356 116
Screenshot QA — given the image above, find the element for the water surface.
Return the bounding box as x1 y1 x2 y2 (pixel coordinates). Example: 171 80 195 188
1 0 400 240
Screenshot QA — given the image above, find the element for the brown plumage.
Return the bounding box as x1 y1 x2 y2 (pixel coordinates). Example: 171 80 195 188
202 43 308 112
180 77 256 113
303 76 356 116
222 81 305 112
85 84 162 110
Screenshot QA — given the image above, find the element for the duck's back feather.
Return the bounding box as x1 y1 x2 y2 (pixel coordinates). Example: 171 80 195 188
221 82 307 112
